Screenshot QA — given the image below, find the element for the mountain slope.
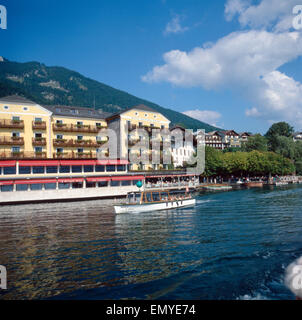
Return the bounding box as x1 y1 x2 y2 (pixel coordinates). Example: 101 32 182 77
0 58 221 132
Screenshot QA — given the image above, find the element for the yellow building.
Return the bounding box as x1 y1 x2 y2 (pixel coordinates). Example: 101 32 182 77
0 96 172 171
106 105 171 171
0 95 52 159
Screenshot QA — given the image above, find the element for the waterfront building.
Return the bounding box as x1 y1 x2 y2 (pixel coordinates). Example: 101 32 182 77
239 132 251 143
222 130 241 148
171 125 195 167
205 131 224 150
293 132 302 142
106 105 171 171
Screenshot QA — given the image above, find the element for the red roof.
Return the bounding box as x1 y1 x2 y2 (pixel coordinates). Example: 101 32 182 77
0 160 16 167
19 160 60 167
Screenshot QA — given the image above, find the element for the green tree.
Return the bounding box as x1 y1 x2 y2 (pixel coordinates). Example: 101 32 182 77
265 122 294 152
242 134 268 152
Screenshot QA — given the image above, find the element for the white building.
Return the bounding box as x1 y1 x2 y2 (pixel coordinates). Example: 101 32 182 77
170 126 195 168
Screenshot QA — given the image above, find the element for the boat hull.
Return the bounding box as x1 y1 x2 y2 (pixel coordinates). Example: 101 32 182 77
114 198 196 214
243 182 263 188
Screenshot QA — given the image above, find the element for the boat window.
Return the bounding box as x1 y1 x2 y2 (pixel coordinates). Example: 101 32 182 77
59 166 70 173
1 185 13 192
121 180 131 186
95 165 105 172
146 193 152 202
86 182 96 188
46 166 58 174
84 165 94 173
72 166 82 173
16 184 28 191
45 183 56 190
161 192 168 200
152 192 160 201
98 181 108 187
111 180 120 187
117 165 126 172
4 167 16 175
30 184 43 191
19 166 31 174
106 165 115 172
33 166 45 174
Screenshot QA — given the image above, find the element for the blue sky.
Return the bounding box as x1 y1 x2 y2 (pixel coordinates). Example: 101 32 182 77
1 0 302 133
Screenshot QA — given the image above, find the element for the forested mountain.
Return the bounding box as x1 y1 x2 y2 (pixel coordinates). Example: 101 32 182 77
0 57 221 131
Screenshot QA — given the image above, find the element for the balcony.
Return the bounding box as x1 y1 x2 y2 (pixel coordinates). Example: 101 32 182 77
53 123 101 133
53 139 104 148
0 136 24 146
32 121 47 130
32 137 47 146
53 151 97 159
0 151 47 159
0 119 24 129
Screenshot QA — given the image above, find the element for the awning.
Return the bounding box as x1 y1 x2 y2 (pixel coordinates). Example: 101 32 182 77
86 177 111 182
146 174 196 178
111 175 145 181
96 159 129 165
0 161 16 167
19 160 60 167
0 180 14 186
60 160 96 166
58 178 84 183
15 179 57 185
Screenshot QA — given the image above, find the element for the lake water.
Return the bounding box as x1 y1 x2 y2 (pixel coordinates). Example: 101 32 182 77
0 185 302 300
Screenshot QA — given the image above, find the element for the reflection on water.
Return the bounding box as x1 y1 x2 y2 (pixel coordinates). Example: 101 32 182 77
0 186 302 300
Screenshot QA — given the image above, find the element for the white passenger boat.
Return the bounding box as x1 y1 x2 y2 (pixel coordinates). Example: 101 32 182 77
114 190 196 214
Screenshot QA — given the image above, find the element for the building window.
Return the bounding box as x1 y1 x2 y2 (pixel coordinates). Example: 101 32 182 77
19 166 31 174
45 183 56 190
145 114 148 117
30 184 43 191
56 148 63 153
77 136 83 141
56 135 63 140
59 166 70 173
59 183 70 189
121 180 131 186
12 132 20 138
12 116 20 121
106 165 115 172
77 121 83 126
86 182 96 188
117 165 126 171
56 120 63 124
4 167 16 175
1 185 13 192
95 165 105 172
46 166 58 174
33 166 45 174
72 166 82 173
35 133 42 138
4 106 9 110
84 165 94 173
12 147 20 153
16 184 28 191
111 180 120 187
35 117 42 122
98 181 108 187
139 122 143 128
35 147 43 153
23 107 28 111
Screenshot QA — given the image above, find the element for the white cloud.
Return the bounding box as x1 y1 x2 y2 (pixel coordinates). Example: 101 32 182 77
143 0 302 128
164 15 189 35
225 0 298 32
182 110 222 126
